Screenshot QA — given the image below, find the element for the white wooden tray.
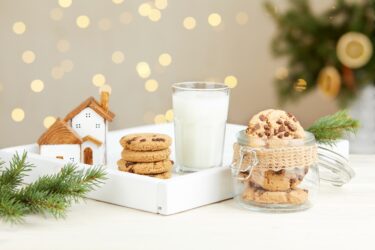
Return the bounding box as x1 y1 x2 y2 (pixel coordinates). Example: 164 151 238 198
0 123 244 215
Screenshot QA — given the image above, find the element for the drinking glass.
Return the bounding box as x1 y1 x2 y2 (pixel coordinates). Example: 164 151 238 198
172 82 230 172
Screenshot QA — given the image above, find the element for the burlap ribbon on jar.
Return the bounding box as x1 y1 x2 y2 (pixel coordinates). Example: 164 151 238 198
232 143 318 171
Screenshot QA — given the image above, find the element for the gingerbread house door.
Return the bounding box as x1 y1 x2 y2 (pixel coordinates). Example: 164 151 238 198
83 147 93 165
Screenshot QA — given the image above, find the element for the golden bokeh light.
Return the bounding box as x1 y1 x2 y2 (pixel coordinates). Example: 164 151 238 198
51 67 64 80
275 67 289 80
30 79 44 93
57 39 70 53
208 13 222 27
112 51 125 64
112 0 124 4
294 78 307 92
119 11 133 24
224 75 238 88
58 0 72 8
61 59 74 72
183 17 196 30
43 116 57 128
22 50 36 64
158 53 172 66
138 3 152 17
50 8 63 21
236 12 248 25
98 18 112 31
165 109 173 122
154 114 166 124
136 62 151 78
92 74 106 87
155 0 168 10
148 9 161 22
76 15 90 29
11 108 25 122
12 22 26 35
145 79 159 92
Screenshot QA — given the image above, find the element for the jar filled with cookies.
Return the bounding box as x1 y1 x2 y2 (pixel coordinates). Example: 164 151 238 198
231 110 319 212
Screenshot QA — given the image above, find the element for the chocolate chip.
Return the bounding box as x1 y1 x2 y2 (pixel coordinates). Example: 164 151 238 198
278 125 285 133
276 119 283 125
287 112 293 118
265 131 271 137
274 170 285 175
258 133 263 137
284 132 289 137
152 138 165 142
287 123 296 132
284 121 289 126
277 134 283 139
126 162 137 167
140 139 146 142
264 125 270 130
259 114 266 121
127 137 138 145
290 178 297 186
170 160 174 164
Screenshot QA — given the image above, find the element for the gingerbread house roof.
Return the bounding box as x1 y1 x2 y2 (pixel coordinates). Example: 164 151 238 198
82 135 102 146
37 119 83 145
63 97 115 122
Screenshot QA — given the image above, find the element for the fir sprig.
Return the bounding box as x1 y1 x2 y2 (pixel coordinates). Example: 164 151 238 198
307 110 360 145
0 152 106 223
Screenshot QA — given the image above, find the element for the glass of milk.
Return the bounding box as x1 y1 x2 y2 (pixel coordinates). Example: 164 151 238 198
172 82 230 172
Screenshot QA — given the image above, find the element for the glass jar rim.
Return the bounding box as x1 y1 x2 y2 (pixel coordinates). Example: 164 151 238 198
172 82 228 91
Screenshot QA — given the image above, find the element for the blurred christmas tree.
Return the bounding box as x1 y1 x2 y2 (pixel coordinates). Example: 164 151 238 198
265 0 375 107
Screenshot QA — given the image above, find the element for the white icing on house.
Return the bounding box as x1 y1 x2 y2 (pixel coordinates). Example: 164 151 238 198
37 89 115 165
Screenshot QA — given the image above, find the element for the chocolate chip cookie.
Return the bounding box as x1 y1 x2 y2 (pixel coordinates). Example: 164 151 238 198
117 159 173 175
120 133 172 151
121 148 170 163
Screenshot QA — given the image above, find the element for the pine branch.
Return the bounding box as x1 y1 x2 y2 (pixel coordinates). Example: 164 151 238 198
0 153 106 223
307 110 360 145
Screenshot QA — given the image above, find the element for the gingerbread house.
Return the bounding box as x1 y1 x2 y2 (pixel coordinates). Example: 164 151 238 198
38 88 115 165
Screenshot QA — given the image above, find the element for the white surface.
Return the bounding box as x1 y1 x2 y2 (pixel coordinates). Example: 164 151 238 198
173 89 229 169
40 144 80 163
1 155 374 250
0 123 241 215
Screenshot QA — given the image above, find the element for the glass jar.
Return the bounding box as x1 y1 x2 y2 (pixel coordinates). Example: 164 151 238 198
231 130 354 212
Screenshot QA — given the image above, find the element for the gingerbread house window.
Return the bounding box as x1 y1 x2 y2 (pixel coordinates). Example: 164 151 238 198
95 123 101 128
85 113 91 118
75 123 81 128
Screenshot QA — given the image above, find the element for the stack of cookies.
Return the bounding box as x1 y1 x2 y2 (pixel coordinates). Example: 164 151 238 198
117 133 173 179
237 109 309 205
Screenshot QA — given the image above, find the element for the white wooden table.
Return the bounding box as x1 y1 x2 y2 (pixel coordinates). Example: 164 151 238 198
1 155 374 250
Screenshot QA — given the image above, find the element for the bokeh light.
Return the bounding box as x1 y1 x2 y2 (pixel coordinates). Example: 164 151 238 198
76 15 90 29
224 75 238 88
158 53 172 66
43 116 57 128
112 51 125 64
136 62 151 78
57 39 70 53
208 13 222 27
58 0 72 8
112 0 124 4
294 78 307 92
145 79 159 92
165 109 173 122
12 22 26 35
30 79 44 93
154 114 166 124
148 9 161 22
183 17 196 30
11 108 25 122
138 3 152 17
22 50 36 64
51 67 64 80
92 74 106 87
155 0 168 10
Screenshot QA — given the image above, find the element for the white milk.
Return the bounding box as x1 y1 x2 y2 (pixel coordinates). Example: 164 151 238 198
173 91 229 171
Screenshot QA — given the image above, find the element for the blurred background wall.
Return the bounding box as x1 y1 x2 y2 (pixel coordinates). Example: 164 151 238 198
0 0 338 148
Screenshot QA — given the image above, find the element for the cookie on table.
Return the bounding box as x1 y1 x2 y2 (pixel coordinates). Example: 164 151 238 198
117 159 173 175
246 109 305 140
242 185 308 205
120 133 172 151
121 148 170 163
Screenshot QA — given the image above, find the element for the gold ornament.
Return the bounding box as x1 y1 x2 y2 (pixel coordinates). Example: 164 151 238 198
336 32 373 69
317 66 341 97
